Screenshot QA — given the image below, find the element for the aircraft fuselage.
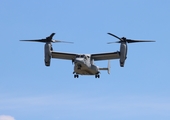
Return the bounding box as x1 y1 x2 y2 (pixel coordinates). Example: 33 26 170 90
73 54 99 75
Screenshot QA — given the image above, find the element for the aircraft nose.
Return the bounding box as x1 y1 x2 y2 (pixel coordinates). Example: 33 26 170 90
74 58 84 64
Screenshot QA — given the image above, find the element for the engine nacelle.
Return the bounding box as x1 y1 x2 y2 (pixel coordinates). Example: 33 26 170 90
44 43 52 66
119 43 127 67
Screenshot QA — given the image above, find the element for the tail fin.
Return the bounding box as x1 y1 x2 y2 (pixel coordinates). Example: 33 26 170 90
108 60 110 74
99 60 111 74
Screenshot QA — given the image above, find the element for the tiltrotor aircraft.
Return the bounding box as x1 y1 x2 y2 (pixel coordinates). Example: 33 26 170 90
20 33 155 78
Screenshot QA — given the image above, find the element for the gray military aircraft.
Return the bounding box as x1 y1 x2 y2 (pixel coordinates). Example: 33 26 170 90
20 33 155 78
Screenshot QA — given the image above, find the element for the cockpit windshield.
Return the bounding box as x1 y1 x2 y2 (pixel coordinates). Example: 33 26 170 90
76 55 90 60
76 55 85 58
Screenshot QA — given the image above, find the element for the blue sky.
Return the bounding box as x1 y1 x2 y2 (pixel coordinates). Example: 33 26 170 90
0 0 170 120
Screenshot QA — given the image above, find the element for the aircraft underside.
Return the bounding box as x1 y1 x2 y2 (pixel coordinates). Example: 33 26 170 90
73 63 100 78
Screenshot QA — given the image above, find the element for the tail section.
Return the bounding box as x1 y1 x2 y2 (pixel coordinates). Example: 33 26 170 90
108 60 110 74
99 60 110 74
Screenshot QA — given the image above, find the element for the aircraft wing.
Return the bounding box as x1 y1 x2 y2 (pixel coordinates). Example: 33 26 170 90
91 51 120 61
51 51 77 60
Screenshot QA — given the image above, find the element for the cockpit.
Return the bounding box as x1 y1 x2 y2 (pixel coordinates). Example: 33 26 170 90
76 55 90 59
76 55 85 58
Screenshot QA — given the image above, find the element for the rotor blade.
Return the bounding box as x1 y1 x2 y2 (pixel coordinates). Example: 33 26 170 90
107 41 121 44
107 33 123 41
20 33 56 43
49 33 55 38
20 39 47 43
52 40 74 43
126 39 155 43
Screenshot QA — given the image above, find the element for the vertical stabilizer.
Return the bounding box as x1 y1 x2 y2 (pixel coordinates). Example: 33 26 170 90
99 60 111 74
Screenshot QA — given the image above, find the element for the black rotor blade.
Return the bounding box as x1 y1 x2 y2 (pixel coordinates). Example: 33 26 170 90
20 33 74 44
20 33 56 43
107 41 121 44
126 39 155 43
20 39 47 43
46 33 56 41
107 33 123 41
49 33 55 38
